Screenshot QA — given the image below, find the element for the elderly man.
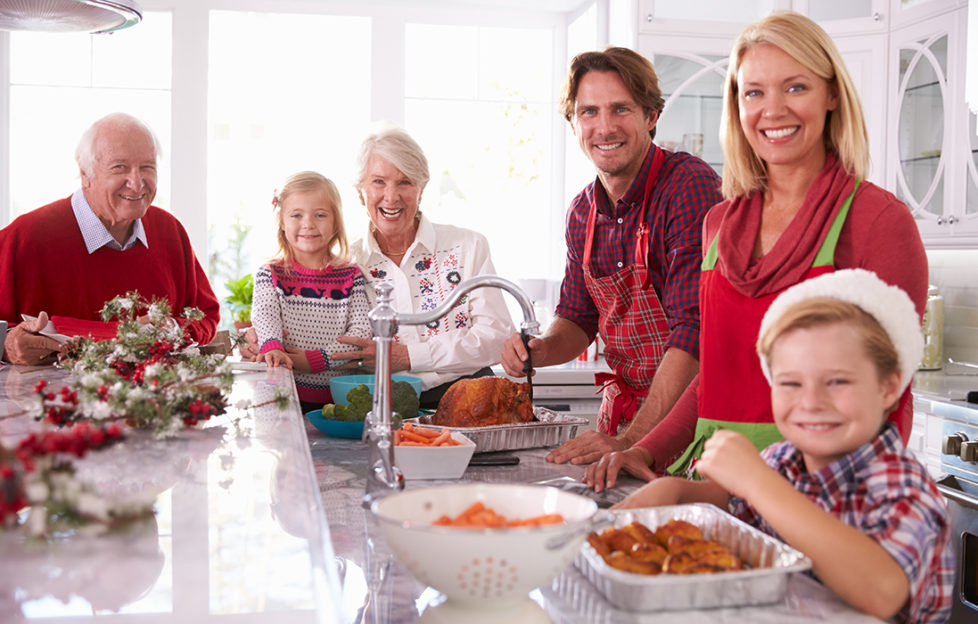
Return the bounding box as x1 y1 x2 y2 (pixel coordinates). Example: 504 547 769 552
0 112 219 364
500 47 722 465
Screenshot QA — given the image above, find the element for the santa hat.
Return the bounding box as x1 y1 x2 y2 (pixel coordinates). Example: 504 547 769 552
757 269 923 393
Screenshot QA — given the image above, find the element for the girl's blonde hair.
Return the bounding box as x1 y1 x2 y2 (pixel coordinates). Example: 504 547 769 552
271 171 348 265
720 11 870 198
757 297 901 413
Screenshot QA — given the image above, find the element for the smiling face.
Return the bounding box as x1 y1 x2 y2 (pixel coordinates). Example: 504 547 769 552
358 154 423 244
768 322 902 473
571 70 655 191
736 43 838 175
280 190 336 268
80 120 157 240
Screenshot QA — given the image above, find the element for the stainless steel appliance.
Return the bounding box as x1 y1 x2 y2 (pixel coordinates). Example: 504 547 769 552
936 401 978 622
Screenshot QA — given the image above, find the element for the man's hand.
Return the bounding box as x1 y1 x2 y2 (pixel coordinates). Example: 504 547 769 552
546 430 629 465
500 332 545 378
583 446 657 493
4 312 61 365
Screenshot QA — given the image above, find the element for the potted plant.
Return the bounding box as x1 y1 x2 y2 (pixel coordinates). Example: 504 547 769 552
224 274 253 331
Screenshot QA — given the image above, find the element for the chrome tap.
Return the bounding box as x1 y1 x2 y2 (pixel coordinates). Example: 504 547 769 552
362 275 539 505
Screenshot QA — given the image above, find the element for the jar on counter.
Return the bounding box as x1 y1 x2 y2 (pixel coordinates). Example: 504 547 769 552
920 285 944 370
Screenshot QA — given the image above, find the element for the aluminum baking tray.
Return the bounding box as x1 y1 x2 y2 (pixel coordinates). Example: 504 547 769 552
576 503 812 612
411 407 588 453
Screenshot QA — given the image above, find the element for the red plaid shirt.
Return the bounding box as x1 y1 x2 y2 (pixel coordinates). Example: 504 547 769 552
730 423 953 624
555 145 721 355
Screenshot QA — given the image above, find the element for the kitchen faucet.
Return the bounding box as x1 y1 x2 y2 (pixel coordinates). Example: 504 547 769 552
362 275 540 505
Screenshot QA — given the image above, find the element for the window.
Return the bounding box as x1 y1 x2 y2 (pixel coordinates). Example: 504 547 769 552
206 10 371 300
7 13 172 220
404 23 557 281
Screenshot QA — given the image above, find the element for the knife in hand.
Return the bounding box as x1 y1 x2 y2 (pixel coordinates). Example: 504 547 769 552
520 329 533 403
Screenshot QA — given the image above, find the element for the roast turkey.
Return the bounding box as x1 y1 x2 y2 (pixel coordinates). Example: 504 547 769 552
431 377 534 427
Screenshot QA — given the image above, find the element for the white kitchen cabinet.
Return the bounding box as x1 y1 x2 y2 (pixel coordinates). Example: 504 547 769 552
887 7 978 244
639 34 732 176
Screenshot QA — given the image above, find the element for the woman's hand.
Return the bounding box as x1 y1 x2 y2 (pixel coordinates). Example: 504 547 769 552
695 430 768 500
583 446 656 493
263 349 293 370
335 336 411 373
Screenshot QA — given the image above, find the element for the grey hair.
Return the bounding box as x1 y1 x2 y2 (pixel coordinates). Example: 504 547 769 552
353 126 430 190
75 112 162 178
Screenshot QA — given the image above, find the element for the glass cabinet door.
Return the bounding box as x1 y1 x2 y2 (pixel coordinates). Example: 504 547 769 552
966 110 978 223
894 33 947 223
653 53 727 177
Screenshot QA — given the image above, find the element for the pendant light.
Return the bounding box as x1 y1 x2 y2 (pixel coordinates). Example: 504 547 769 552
0 0 142 34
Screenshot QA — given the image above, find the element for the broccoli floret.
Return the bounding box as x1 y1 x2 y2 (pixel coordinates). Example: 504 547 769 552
392 381 420 421
321 403 352 421
343 384 374 422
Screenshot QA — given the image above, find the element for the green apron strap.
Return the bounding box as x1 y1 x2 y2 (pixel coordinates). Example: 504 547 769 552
665 418 783 479
701 234 719 271
812 179 861 268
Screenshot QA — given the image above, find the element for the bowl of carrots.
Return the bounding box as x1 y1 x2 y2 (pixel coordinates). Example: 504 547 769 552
393 422 475 480
370 482 599 607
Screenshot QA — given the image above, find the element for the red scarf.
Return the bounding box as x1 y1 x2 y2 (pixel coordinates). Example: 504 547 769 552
711 153 858 298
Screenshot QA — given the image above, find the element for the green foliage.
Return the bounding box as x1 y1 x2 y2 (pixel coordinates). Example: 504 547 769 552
320 381 418 427
223 274 253 324
392 381 420 420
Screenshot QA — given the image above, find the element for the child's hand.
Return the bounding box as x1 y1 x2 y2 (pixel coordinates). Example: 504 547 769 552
285 347 311 374
263 349 293 370
696 430 768 499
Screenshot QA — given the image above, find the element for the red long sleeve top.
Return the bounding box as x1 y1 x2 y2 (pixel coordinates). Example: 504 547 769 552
0 197 219 345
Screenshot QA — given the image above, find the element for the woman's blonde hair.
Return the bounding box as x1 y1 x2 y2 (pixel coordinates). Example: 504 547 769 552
757 297 901 413
271 171 348 265
354 126 430 191
720 11 869 198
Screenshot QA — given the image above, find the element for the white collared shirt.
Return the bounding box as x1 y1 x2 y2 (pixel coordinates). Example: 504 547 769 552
70 189 148 253
351 214 515 391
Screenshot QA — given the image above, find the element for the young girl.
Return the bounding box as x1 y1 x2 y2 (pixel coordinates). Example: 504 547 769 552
614 269 952 623
252 171 372 412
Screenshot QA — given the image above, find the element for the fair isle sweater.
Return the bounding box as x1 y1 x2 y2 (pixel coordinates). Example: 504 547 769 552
253 262 372 404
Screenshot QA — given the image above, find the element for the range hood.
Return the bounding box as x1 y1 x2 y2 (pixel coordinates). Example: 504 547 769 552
0 0 141 34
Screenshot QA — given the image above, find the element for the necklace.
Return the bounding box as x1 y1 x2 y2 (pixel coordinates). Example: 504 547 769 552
379 242 411 256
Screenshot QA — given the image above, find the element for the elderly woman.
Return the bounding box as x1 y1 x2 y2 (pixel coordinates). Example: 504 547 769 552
585 11 928 490
333 127 515 409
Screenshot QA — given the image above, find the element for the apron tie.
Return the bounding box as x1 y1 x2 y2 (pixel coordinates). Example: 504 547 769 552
595 372 648 436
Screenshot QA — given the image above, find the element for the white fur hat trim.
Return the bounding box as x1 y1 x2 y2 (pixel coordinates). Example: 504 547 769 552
756 268 923 393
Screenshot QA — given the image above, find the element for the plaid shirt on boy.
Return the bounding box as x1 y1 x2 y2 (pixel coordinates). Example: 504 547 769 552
730 423 953 624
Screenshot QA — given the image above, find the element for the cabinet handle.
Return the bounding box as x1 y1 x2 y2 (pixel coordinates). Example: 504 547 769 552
872 12 881 22
937 217 945 225
948 215 958 225
646 13 653 23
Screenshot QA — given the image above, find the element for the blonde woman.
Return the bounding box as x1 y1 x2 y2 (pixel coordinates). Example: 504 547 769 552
586 11 927 490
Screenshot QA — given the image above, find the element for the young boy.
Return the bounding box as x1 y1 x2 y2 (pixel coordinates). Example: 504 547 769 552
614 269 952 623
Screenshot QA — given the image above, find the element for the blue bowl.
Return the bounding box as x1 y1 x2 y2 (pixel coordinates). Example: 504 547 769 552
305 410 365 439
329 374 423 406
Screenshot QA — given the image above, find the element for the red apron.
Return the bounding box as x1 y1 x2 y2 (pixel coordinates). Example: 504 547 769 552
667 182 859 476
584 146 669 435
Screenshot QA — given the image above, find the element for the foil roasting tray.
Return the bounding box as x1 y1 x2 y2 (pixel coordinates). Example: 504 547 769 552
413 407 587 453
576 503 812 612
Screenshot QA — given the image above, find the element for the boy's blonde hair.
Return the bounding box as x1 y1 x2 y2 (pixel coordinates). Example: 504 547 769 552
757 297 901 413
720 11 869 198
271 171 348 266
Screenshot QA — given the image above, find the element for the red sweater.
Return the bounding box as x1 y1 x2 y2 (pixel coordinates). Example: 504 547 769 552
0 197 219 345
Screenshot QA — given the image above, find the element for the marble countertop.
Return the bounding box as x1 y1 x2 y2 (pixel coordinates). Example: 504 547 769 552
308 427 881 623
0 362 883 623
0 364 343 623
